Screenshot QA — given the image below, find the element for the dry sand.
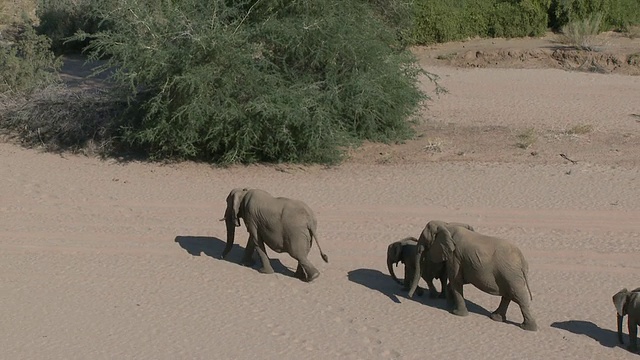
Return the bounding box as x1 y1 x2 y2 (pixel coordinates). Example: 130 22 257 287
2 46 640 359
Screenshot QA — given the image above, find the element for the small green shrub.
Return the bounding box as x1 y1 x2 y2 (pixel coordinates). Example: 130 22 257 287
75 0 435 164
0 23 61 95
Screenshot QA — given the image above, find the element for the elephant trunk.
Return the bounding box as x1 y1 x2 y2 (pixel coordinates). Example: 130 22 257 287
222 210 235 259
617 313 624 344
408 246 424 298
387 258 403 286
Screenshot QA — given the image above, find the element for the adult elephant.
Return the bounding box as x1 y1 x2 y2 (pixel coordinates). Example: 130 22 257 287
408 220 537 331
221 188 328 282
613 287 640 352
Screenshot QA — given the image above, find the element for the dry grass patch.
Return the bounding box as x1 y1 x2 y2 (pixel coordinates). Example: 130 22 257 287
565 124 593 135
515 128 537 149
624 26 640 39
424 138 444 153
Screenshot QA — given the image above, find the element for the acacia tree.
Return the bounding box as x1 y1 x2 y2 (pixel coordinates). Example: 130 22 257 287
79 0 439 164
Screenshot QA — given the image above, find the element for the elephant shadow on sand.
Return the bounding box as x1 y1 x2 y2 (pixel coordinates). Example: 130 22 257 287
551 320 619 348
347 268 490 317
174 235 295 278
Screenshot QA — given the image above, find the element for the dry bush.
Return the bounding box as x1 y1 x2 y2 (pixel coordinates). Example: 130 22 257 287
1 85 126 154
557 13 604 51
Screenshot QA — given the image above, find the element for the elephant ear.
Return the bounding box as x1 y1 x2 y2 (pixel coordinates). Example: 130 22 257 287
613 288 629 316
226 188 247 227
388 242 403 265
429 225 455 262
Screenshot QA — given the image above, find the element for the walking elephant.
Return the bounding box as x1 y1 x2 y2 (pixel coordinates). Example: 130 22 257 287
408 220 537 331
387 236 447 298
221 188 328 282
613 287 640 352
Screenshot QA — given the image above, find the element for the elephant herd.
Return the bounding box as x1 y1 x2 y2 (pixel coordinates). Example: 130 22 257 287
219 188 639 351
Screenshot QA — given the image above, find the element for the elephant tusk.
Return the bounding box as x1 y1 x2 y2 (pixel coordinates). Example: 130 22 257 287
218 218 225 221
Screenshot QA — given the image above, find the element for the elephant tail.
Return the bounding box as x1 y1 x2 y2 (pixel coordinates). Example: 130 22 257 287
310 228 329 263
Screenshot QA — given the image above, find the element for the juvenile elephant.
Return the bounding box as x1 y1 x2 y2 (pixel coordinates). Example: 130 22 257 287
408 220 537 331
221 188 328 282
387 236 447 298
613 287 640 352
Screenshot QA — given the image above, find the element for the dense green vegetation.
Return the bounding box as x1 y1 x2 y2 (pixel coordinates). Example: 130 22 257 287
1 0 638 164
413 0 640 44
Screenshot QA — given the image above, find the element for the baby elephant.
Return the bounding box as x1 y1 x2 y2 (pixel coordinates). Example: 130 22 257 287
387 237 447 298
613 287 640 353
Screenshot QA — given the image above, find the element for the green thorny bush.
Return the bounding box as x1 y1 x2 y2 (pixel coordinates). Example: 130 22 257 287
0 23 61 95
413 0 550 44
75 0 438 164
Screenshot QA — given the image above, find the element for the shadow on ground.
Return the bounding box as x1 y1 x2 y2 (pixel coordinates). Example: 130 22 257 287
551 320 620 348
174 235 295 278
347 268 490 319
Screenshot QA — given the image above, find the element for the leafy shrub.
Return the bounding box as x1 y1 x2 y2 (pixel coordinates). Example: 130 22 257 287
75 0 434 164
413 0 549 45
490 0 550 38
0 23 61 95
35 0 113 54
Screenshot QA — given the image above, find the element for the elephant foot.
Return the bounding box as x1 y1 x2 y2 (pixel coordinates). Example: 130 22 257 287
258 267 275 274
520 321 538 332
306 271 320 283
490 312 506 322
451 308 469 317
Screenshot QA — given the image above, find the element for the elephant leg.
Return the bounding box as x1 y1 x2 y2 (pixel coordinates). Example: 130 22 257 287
490 297 510 322
242 238 256 267
294 263 304 279
450 281 468 316
297 257 320 282
629 318 638 352
513 294 538 331
438 276 447 299
425 276 438 298
402 265 412 291
448 262 468 316
246 230 273 274
445 283 455 306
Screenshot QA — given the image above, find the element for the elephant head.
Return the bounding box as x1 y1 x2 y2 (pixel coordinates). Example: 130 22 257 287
408 221 474 298
221 188 249 259
613 287 640 346
387 237 417 286
420 221 474 263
